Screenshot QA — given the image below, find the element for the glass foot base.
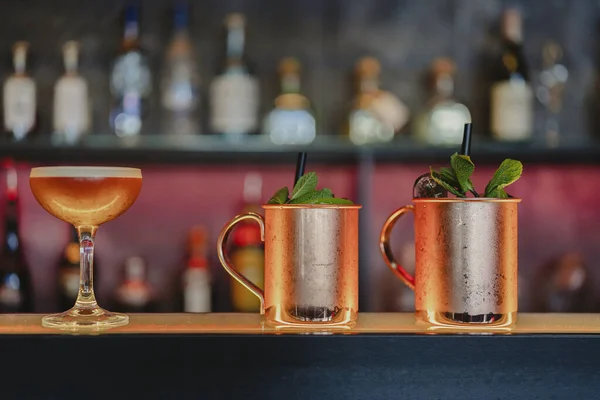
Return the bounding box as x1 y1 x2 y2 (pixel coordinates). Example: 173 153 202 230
42 306 129 331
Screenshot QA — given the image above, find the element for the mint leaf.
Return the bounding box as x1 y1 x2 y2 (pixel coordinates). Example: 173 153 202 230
289 188 334 204
314 197 354 205
486 187 509 199
290 172 318 201
484 159 523 197
439 167 459 188
450 153 475 194
430 168 465 197
267 187 289 204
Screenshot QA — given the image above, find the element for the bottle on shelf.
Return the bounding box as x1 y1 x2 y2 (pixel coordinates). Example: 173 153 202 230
113 256 157 313
490 7 533 142
346 57 409 145
57 226 80 311
536 41 568 148
263 57 316 145
229 173 264 312
109 5 152 138
413 57 471 146
181 226 212 313
53 41 91 144
3 42 36 141
161 2 200 136
209 13 260 137
0 160 32 313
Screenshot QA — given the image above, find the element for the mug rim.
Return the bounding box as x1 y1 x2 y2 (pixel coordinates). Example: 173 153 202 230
262 204 362 209
412 197 521 203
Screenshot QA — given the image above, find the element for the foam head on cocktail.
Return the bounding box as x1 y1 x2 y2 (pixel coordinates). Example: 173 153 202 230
30 166 142 330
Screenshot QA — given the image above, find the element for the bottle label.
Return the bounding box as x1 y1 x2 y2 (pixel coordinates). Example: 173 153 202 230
369 91 410 132
118 286 150 307
0 275 22 307
111 52 152 97
490 81 533 141
3 77 36 139
231 253 264 312
210 74 259 134
162 63 198 112
265 109 316 145
53 77 90 141
183 269 211 313
348 109 394 145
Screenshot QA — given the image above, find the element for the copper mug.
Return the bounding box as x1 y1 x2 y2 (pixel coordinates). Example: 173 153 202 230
218 204 361 327
380 198 520 328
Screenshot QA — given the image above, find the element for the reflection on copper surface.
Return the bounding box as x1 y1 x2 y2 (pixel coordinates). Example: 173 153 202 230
381 198 520 329
263 205 360 327
218 204 361 328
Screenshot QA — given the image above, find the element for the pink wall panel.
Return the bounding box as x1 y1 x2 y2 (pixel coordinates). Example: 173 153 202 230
1 161 598 312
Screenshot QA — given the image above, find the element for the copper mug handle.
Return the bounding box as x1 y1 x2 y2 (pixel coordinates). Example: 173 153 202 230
217 212 266 314
379 205 416 290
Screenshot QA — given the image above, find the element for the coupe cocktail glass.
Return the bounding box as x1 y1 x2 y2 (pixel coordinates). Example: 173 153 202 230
30 166 142 330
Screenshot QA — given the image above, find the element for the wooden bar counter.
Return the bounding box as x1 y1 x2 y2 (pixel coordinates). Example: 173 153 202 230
0 313 598 399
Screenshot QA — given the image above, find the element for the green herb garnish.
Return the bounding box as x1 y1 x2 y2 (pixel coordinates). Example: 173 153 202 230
267 172 354 205
430 153 523 198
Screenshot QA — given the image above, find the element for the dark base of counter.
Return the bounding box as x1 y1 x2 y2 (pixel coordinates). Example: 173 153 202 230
0 334 597 399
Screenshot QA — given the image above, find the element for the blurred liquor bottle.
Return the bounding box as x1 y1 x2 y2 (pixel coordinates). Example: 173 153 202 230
57 226 80 311
531 253 598 313
181 226 212 313
3 42 36 141
210 13 260 137
229 173 264 312
345 57 409 145
53 41 91 144
490 7 533 142
113 256 157 313
161 2 200 136
109 5 152 138
536 41 568 148
0 160 32 312
263 57 316 145
413 57 471 146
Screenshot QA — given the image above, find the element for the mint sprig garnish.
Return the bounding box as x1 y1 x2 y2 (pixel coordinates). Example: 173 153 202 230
267 172 354 205
484 158 523 198
430 153 522 198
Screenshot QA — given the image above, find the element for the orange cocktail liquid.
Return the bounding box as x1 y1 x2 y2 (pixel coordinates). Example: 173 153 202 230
30 176 142 226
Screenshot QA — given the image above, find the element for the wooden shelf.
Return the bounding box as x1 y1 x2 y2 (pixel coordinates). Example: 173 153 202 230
0 135 598 165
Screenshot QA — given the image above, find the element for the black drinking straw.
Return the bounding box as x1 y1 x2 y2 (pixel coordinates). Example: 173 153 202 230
460 122 472 156
294 152 307 185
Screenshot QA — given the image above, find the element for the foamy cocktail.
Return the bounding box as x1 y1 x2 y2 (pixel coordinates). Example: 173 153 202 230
30 166 142 330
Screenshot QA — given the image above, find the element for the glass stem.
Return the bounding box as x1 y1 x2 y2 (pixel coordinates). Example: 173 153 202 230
75 231 98 309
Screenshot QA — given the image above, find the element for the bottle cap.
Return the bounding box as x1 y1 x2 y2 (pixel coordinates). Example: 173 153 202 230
431 57 455 77
62 41 80 73
225 13 245 28
232 223 262 247
188 226 208 268
279 57 301 76
12 41 29 74
355 57 381 77
502 7 523 43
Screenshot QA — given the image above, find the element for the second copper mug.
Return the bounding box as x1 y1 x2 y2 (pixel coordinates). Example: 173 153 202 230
380 198 520 328
218 204 361 327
